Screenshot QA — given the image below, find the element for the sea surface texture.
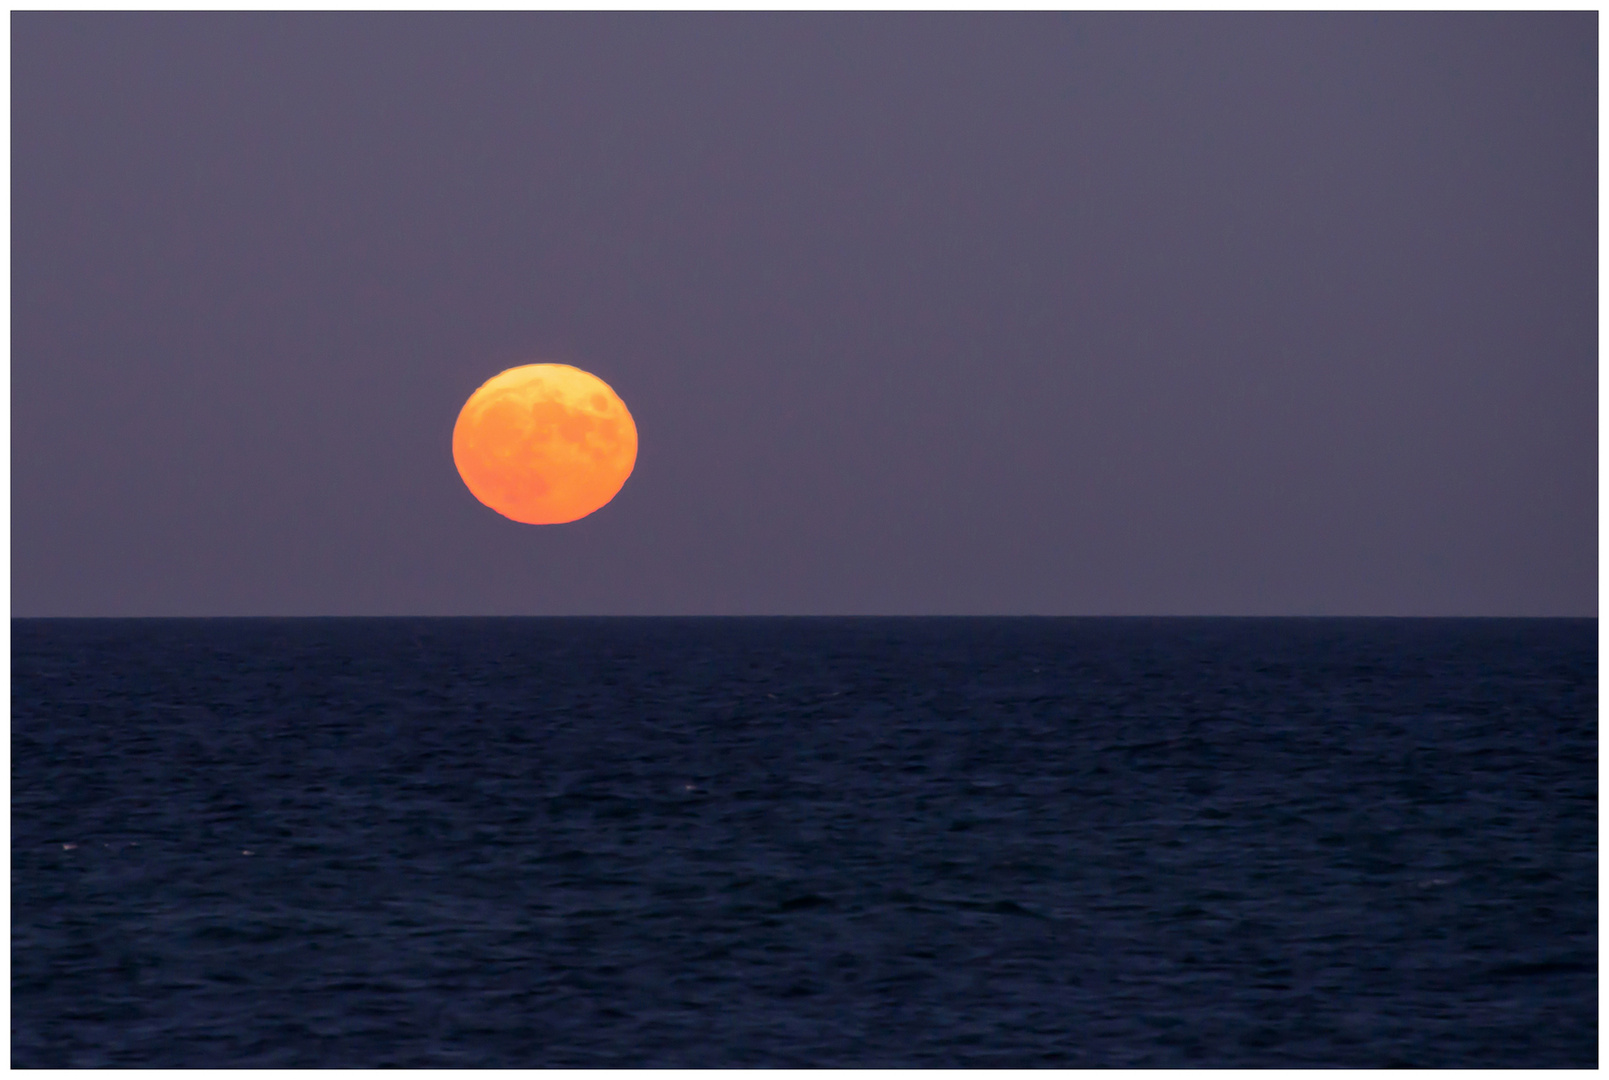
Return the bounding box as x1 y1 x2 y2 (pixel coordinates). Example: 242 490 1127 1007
11 617 1597 1067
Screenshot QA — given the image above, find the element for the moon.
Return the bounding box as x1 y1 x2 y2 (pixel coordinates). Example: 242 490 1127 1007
452 363 638 524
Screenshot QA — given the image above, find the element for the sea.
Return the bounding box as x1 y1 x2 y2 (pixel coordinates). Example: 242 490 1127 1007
10 617 1597 1068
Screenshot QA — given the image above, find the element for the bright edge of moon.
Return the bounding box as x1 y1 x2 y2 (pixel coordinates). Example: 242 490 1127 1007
452 363 638 525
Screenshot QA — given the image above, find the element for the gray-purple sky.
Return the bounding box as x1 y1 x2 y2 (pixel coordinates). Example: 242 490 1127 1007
12 13 1596 616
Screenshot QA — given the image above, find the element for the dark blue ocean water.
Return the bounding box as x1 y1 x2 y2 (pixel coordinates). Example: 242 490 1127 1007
11 617 1596 1067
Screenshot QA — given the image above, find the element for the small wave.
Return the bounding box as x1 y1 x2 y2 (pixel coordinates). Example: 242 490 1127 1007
1488 958 1595 980
777 894 833 912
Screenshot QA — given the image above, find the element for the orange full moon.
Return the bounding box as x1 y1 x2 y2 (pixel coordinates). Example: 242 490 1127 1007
452 363 638 524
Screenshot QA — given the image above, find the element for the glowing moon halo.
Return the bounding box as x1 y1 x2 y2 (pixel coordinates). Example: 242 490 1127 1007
452 363 638 524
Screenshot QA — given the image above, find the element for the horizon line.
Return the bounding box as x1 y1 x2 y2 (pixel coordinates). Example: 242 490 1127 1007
9 613 1596 621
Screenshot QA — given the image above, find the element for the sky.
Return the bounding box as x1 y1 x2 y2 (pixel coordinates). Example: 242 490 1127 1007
11 12 1597 617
